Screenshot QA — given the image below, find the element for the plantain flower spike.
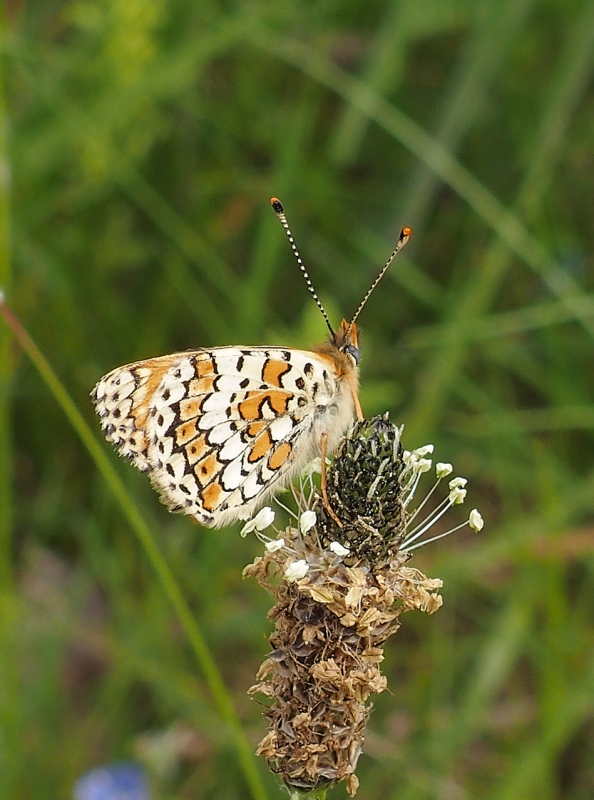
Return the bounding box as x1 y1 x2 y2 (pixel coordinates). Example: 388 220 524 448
244 414 482 796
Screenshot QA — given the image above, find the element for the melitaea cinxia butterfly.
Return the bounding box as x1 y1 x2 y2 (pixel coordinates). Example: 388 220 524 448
92 199 411 527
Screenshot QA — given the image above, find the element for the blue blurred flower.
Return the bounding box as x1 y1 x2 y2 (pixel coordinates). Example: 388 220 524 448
73 762 151 800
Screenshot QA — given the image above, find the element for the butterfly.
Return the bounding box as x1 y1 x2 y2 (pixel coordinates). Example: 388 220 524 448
92 198 411 528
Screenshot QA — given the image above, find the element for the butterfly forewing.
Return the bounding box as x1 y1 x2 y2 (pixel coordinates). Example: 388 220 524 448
92 346 356 527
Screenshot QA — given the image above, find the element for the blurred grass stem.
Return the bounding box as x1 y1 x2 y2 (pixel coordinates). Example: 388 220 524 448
0 297 267 800
0 13 18 798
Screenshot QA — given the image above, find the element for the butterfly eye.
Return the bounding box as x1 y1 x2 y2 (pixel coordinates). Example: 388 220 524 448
345 344 360 365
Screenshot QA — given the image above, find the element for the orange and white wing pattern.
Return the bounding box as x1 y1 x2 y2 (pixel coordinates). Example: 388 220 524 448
92 344 358 527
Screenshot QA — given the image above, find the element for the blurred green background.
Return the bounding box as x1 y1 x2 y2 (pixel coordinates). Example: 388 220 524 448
1 0 594 797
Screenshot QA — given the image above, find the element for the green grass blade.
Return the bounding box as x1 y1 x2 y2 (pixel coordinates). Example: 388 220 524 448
0 8 12 588
0 15 18 800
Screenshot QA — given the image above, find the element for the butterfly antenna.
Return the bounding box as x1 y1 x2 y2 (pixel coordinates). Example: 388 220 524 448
270 197 335 337
346 226 412 336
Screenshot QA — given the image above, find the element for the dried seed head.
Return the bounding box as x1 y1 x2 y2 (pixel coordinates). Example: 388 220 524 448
244 533 442 796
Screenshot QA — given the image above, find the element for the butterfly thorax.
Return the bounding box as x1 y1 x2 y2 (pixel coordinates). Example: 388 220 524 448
310 319 362 425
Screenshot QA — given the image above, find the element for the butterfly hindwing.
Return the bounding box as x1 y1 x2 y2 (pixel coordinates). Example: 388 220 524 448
92 355 184 472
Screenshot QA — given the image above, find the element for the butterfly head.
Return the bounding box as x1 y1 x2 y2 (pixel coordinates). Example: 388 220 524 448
333 318 360 366
314 318 361 381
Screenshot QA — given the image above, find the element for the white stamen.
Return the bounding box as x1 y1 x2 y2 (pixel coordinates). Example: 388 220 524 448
404 476 441 525
401 495 452 546
414 444 434 457
301 457 326 478
285 559 309 581
469 509 484 531
240 506 275 536
299 510 317 534
274 495 299 521
449 487 467 505
403 519 471 551
265 538 285 552
449 477 468 490
402 474 422 508
436 462 453 478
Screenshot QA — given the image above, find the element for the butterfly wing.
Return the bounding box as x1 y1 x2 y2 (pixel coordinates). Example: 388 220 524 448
92 346 356 527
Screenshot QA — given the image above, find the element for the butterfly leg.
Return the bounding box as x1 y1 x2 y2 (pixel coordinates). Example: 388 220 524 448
346 372 364 422
320 431 343 528
353 392 364 422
